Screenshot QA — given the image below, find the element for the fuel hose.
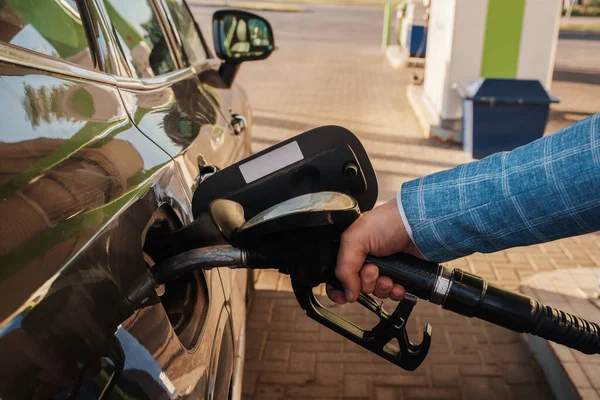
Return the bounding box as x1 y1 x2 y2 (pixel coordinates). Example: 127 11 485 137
366 253 600 355
124 243 600 355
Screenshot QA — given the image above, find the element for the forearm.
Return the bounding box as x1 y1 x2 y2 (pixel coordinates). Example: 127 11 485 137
399 114 600 262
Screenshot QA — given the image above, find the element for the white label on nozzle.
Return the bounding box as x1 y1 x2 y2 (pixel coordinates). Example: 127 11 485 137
239 141 304 183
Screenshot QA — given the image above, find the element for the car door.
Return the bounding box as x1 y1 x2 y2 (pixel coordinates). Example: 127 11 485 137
0 0 236 398
0 1 182 398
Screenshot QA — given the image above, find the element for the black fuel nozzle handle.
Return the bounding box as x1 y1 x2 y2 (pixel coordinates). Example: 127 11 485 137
310 277 431 370
366 252 600 355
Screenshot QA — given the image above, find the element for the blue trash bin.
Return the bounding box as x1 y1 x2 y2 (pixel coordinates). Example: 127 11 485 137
405 24 427 58
458 78 559 159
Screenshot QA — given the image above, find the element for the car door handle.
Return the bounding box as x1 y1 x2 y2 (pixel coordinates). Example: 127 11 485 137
230 114 247 136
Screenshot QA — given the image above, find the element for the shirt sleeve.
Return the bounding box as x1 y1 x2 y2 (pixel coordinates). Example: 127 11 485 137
398 113 600 262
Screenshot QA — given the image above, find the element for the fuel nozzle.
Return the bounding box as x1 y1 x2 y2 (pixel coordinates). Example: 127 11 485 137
124 190 600 372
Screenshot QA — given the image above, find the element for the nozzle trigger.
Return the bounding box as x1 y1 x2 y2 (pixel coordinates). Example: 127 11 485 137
302 282 431 371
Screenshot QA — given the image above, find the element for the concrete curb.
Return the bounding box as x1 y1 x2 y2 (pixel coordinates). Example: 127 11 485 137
521 333 580 400
559 30 600 40
385 45 426 69
385 45 409 68
520 268 600 400
406 84 462 143
406 84 431 138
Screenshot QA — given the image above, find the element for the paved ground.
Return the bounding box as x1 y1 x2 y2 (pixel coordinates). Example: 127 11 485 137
189 4 600 399
549 35 600 133
521 268 600 400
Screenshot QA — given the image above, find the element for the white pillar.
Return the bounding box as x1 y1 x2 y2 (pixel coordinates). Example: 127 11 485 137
419 0 562 135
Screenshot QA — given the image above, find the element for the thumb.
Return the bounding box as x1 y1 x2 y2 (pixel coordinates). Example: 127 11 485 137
335 229 367 302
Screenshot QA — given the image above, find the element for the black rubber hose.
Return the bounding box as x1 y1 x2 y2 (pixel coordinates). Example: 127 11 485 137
367 253 600 355
529 301 600 354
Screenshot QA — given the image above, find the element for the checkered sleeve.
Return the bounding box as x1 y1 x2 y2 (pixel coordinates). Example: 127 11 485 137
398 113 600 262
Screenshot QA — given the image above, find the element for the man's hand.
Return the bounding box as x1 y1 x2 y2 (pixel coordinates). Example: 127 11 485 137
327 198 423 304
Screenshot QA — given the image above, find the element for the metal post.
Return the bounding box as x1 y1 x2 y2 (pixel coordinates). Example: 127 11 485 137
382 2 394 51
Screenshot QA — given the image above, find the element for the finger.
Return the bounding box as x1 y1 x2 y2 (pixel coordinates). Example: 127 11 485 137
326 284 347 304
388 284 406 301
373 276 393 299
335 227 367 303
360 263 379 294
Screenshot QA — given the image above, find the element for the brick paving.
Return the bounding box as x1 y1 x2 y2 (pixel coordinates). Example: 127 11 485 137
188 3 600 399
243 273 556 400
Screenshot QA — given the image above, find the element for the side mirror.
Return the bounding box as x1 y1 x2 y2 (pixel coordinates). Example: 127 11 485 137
213 10 275 62
213 10 274 87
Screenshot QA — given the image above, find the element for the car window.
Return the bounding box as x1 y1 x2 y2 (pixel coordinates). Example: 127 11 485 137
103 0 176 78
0 0 94 68
163 0 208 66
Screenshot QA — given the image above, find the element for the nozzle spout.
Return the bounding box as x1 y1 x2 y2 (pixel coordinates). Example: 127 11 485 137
124 245 268 311
153 244 248 282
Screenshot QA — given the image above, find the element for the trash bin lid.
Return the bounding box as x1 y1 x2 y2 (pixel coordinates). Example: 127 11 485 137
461 78 559 105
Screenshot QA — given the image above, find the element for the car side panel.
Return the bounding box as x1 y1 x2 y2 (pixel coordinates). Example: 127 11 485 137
0 61 226 399
0 60 170 325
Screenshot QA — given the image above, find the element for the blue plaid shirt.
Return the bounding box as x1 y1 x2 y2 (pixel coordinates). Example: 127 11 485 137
398 113 600 262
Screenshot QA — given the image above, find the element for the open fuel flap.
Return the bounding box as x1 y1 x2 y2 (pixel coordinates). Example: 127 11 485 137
191 125 379 218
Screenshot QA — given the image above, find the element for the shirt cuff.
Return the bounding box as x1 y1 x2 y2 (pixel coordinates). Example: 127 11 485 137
396 189 427 260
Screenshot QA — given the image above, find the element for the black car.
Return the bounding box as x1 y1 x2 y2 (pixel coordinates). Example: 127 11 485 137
0 0 274 398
